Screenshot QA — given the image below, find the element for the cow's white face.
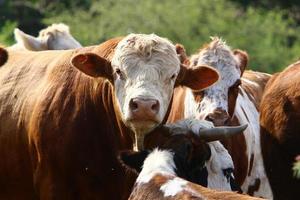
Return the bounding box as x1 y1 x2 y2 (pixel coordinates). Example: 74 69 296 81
111 34 180 137
71 34 220 150
185 38 247 126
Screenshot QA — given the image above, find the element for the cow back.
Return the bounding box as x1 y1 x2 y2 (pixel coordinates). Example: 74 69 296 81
0 40 136 200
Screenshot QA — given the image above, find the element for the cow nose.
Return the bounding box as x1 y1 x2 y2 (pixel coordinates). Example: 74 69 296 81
129 98 160 120
205 109 230 126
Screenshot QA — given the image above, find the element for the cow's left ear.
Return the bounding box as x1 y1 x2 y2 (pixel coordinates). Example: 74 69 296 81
119 150 149 173
0 47 8 66
233 49 248 76
71 53 113 80
176 64 219 91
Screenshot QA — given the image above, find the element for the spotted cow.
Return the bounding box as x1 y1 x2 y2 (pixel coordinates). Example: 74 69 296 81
168 38 272 198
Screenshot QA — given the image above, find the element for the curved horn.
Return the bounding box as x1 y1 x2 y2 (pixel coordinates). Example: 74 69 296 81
199 124 248 142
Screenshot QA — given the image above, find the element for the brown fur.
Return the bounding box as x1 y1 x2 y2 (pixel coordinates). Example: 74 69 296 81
0 35 219 200
0 37 137 200
129 171 263 200
260 62 300 200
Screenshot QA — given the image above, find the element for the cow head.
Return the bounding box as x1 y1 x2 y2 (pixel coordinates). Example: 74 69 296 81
71 34 219 150
186 37 248 126
119 121 246 191
0 47 8 66
13 23 81 51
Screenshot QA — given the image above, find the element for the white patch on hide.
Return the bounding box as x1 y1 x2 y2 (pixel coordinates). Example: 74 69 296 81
137 149 176 184
160 177 188 197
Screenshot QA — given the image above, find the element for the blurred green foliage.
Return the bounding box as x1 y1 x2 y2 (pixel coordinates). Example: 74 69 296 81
294 160 300 178
1 0 300 73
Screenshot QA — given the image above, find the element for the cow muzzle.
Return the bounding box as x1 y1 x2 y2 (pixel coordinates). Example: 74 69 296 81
204 108 230 126
129 98 160 122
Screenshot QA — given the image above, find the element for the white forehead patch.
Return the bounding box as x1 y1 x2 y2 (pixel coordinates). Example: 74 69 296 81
111 33 180 72
137 149 176 184
189 37 242 116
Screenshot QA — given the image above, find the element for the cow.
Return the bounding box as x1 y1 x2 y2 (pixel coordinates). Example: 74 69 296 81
120 121 262 200
168 38 273 198
260 61 300 200
0 47 8 66
8 23 82 51
0 33 220 200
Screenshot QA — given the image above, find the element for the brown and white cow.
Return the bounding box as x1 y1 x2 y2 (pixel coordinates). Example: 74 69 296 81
0 34 219 200
168 38 273 198
9 23 82 51
120 122 262 200
260 61 300 200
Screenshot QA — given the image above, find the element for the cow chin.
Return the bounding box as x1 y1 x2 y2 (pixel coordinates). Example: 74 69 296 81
126 119 160 151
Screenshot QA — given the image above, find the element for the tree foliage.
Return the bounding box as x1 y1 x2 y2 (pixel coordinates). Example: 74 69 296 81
1 0 300 73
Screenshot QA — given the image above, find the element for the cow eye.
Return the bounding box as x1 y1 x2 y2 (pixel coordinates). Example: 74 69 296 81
170 73 177 80
115 68 125 80
222 168 234 182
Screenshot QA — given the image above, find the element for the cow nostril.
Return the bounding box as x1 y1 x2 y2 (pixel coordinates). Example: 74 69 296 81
151 101 160 113
205 115 214 122
129 99 139 111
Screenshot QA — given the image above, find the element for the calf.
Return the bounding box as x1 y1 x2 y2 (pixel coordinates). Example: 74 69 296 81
9 23 81 51
260 61 300 200
120 121 262 200
168 38 272 198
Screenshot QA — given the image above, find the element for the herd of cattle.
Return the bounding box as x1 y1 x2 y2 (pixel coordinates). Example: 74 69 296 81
0 23 299 200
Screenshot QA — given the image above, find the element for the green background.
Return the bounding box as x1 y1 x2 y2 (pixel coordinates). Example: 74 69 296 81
1 0 300 73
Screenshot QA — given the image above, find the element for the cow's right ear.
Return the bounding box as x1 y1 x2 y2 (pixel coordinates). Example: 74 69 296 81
0 47 8 66
176 64 219 91
71 53 113 80
14 28 45 51
118 150 149 173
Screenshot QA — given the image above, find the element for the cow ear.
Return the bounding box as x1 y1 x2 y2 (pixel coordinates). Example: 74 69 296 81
176 64 219 91
233 49 248 76
0 47 8 66
119 150 149 173
175 43 190 65
14 28 45 51
71 53 113 80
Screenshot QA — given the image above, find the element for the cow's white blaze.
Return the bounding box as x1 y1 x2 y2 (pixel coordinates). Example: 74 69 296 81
190 37 241 120
111 34 180 137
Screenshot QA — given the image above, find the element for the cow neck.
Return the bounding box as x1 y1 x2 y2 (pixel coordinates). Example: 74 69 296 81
98 80 134 151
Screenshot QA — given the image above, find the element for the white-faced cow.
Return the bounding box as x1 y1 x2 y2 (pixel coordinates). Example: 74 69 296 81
0 34 220 200
260 61 300 200
120 121 262 200
9 23 82 51
168 38 273 198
